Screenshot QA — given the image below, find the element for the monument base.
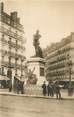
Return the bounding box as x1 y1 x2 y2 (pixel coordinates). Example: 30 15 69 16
27 57 46 85
24 84 43 96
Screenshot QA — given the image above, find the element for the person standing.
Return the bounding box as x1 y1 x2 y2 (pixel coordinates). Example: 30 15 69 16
47 82 51 96
47 82 54 97
20 81 24 94
42 81 47 96
55 82 62 99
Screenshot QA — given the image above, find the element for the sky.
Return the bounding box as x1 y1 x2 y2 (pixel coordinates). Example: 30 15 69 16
1 0 74 58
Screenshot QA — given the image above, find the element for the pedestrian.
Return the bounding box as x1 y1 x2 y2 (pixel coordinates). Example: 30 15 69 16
55 81 62 99
47 82 51 96
50 83 54 97
9 80 12 92
42 81 47 96
17 80 21 94
20 81 24 94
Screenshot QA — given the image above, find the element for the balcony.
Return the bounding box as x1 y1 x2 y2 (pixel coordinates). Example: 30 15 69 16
8 41 25 50
0 26 24 41
0 49 26 61
1 38 25 51
1 60 26 70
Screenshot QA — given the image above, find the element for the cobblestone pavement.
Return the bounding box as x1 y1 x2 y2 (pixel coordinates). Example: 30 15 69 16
0 94 74 117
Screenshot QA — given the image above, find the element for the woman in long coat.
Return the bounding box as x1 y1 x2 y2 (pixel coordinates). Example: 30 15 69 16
42 81 47 96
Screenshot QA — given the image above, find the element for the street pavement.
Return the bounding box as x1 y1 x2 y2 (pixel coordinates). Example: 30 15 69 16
0 89 74 100
0 94 74 117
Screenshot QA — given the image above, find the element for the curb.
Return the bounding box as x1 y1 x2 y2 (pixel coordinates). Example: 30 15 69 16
0 92 74 100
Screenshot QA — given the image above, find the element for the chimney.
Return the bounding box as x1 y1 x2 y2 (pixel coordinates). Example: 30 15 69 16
10 12 17 21
0 2 4 12
17 18 20 24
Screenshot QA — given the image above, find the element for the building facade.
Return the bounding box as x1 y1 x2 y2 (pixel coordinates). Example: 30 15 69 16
0 2 26 82
44 33 74 86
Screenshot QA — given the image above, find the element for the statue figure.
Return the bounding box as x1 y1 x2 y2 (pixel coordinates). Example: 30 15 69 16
33 30 43 58
27 67 37 85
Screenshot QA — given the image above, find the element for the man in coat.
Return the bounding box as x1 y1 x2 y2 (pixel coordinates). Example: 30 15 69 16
42 81 47 96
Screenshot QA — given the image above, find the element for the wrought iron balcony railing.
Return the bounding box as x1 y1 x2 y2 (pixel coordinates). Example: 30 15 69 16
0 49 26 61
0 26 24 42
1 38 25 50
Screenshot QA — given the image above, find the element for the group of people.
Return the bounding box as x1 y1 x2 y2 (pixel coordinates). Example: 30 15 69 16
42 81 62 99
15 80 24 94
8 77 24 94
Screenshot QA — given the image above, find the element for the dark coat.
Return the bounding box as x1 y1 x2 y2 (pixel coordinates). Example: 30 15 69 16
42 83 47 95
55 85 60 93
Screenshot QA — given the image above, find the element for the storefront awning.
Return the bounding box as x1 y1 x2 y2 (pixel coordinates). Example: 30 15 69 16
0 75 10 81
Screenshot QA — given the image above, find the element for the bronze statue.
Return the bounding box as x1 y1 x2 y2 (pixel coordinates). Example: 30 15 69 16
27 67 37 85
33 30 43 58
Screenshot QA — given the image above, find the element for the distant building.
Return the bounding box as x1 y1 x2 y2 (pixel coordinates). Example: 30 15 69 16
0 2 26 80
44 33 74 85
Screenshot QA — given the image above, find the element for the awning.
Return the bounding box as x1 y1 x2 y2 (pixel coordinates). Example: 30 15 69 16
0 75 10 81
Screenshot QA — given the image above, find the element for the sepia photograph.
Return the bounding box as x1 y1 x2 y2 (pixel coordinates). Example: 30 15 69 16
0 0 74 117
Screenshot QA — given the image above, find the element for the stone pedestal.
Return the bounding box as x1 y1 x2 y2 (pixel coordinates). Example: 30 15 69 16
27 57 46 85
25 85 43 96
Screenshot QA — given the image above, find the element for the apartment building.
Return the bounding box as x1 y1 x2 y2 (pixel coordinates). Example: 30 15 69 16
0 2 26 83
44 33 74 87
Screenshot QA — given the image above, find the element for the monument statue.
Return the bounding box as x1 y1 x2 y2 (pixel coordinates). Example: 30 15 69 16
27 30 45 85
27 67 37 85
33 30 43 58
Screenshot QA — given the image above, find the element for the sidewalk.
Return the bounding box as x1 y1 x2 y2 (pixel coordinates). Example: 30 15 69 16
0 89 74 100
